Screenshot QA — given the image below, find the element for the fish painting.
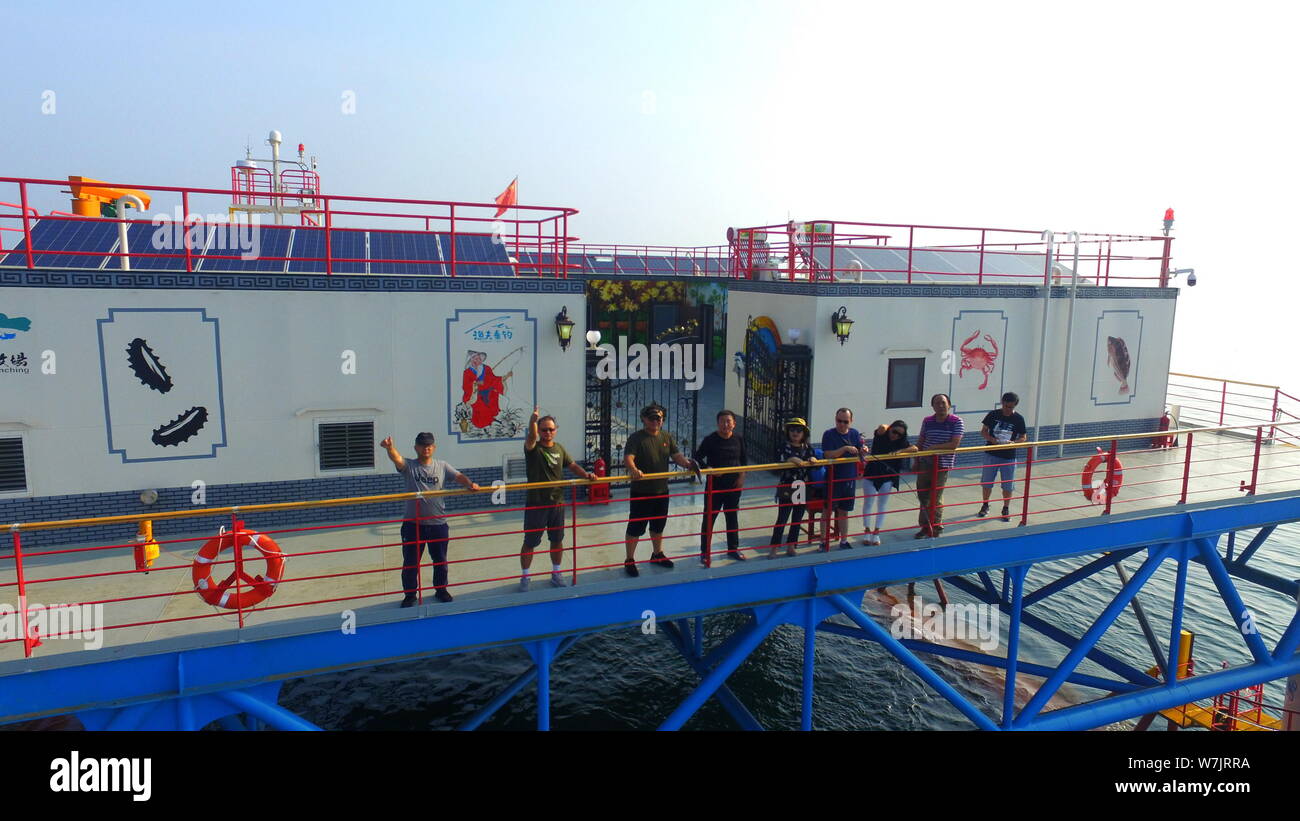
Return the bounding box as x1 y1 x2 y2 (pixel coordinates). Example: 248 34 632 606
1107 336 1131 394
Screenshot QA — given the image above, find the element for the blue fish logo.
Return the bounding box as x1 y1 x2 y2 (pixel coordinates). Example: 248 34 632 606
0 313 32 341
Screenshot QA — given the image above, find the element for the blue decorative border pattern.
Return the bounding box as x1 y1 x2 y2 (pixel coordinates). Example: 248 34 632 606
729 281 1177 299
2 268 1172 299
0 269 585 294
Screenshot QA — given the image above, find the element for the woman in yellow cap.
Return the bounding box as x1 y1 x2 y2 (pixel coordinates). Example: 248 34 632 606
769 418 817 558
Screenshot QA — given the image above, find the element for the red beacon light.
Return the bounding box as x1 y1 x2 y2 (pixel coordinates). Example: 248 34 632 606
1162 207 1175 236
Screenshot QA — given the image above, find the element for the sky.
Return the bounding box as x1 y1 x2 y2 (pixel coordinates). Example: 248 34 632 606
3 0 1296 389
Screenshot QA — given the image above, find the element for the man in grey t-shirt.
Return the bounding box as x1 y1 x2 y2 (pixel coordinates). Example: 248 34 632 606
382 432 480 606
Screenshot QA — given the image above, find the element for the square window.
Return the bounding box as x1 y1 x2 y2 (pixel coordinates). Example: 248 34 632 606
887 358 925 409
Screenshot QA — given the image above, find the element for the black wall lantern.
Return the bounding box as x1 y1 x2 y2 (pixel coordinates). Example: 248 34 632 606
555 305 576 351
831 305 854 345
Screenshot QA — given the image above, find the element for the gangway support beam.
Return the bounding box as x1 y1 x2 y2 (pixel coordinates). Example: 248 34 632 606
524 638 563 731
457 634 583 731
660 621 763 731
220 688 320 731
1195 537 1273 664
827 593 998 730
945 575 1160 686
1014 544 1172 726
658 603 791 730
815 621 1139 693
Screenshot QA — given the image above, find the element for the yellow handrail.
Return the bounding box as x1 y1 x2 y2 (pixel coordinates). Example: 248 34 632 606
7 418 1296 534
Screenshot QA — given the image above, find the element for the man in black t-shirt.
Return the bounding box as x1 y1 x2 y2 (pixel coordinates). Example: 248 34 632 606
978 392 1028 522
623 403 698 577
695 409 748 563
520 408 594 592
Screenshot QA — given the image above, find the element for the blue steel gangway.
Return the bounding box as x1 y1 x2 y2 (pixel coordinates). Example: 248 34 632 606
2 424 1300 731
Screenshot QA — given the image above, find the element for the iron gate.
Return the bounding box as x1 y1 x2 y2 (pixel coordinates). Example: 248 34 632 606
741 332 813 466
585 348 699 475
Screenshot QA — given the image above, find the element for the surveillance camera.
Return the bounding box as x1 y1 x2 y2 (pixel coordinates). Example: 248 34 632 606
1187 272 1197 287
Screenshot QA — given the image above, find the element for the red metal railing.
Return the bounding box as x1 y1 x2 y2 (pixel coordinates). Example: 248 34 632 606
0 176 578 278
727 219 1174 286
1166 372 1299 448
3 419 1298 660
567 243 735 277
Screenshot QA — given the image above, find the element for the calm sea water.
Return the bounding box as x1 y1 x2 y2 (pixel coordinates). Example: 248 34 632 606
278 521 1300 731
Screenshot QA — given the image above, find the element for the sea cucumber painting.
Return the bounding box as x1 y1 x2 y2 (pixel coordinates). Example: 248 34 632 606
1091 310 1143 405
96 308 228 462
446 310 536 442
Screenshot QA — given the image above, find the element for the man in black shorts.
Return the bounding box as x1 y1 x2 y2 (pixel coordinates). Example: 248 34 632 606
520 407 594 591
623 403 699 577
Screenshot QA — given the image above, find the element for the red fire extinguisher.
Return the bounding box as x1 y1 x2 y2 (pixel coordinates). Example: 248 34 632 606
1152 409 1173 449
589 457 610 505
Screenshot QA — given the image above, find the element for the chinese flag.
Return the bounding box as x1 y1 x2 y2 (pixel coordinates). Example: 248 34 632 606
493 177 518 217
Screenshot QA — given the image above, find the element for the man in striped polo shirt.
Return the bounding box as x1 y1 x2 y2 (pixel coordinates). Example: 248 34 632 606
915 393 964 538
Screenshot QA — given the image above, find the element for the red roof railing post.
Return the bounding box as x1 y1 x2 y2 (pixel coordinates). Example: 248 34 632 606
977 229 986 285
323 196 333 276
1219 381 1228 426
182 190 193 273
906 226 914 284
449 204 457 278
1180 431 1193 505
19 181 34 270
1159 236 1173 288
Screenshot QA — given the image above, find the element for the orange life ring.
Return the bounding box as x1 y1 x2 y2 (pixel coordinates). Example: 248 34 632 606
1081 448 1124 503
191 530 285 609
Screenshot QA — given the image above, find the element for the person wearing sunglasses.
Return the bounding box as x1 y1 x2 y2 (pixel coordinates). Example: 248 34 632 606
821 407 866 550
770 417 817 558
862 420 918 545
520 407 595 592
623 403 699 577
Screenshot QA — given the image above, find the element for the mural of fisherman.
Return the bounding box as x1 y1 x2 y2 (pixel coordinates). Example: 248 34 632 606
460 349 514 430
447 310 536 441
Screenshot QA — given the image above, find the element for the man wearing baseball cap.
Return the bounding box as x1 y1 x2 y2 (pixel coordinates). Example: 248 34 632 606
381 432 481 606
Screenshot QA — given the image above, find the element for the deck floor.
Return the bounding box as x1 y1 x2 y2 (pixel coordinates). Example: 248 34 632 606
3 433 1298 665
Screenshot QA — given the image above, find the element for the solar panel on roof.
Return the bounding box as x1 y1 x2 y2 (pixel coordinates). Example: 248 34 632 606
199 224 292 273
369 231 442 275
0 218 119 269
120 221 211 270
286 229 367 274
447 234 511 276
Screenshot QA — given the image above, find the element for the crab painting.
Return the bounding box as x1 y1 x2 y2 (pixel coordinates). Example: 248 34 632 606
959 330 999 390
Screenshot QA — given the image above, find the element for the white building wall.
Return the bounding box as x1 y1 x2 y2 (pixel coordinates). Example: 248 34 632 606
0 286 585 497
727 284 1175 441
